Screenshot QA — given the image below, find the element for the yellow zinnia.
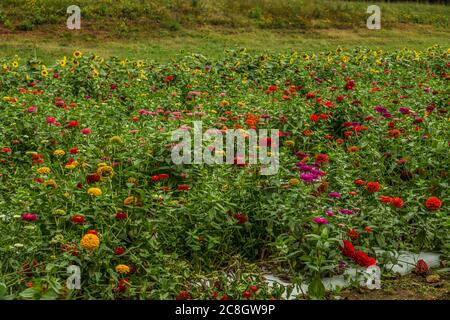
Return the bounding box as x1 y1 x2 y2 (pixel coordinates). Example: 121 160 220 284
37 167 51 174
87 188 102 197
284 140 295 147
41 69 48 77
115 264 130 274
80 234 100 250
43 179 58 189
123 196 138 206
53 149 65 157
110 136 123 144
97 165 114 178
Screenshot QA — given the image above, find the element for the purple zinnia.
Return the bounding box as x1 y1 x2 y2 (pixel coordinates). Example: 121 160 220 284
328 192 342 199
398 107 411 115
300 173 319 183
339 208 355 215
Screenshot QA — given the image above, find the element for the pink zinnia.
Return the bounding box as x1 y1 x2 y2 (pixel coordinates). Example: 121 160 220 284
313 217 329 225
81 128 91 135
22 212 38 222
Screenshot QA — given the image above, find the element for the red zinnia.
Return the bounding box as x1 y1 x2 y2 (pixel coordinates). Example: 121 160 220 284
176 290 191 300
177 185 190 191
315 153 329 165
425 196 442 211
71 215 85 224
414 259 429 275
341 240 355 258
114 247 126 255
366 182 381 193
391 197 404 208
354 251 377 267
68 121 79 128
86 174 101 184
115 212 128 220
347 229 359 241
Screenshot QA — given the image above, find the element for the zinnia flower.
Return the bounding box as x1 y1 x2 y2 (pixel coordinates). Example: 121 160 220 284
347 229 359 240
114 247 126 255
53 149 65 157
124 196 138 206
115 264 131 274
80 233 100 250
366 182 381 192
115 212 128 220
22 212 38 222
87 187 102 196
328 192 341 199
425 196 442 211
313 217 329 224
391 197 404 208
177 185 190 191
36 167 51 174
341 240 355 259
71 215 85 224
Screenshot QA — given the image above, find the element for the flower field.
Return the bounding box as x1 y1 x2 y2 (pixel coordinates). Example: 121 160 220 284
0 47 449 300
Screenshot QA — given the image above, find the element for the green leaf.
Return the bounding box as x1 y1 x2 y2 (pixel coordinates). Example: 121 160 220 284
308 275 325 299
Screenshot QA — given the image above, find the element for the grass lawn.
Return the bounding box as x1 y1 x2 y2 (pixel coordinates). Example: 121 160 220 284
1 24 449 64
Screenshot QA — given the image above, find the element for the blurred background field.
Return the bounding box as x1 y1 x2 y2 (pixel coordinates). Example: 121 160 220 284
0 0 449 62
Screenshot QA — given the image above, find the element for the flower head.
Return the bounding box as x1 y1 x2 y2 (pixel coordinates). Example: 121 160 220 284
87 187 102 196
22 212 38 222
425 196 442 211
115 264 131 274
80 233 100 250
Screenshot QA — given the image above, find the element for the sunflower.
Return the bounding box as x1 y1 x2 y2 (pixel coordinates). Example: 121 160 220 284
136 60 144 68
91 69 99 78
12 61 19 68
342 56 349 63
59 56 67 67
73 50 82 59
336 47 343 54
41 69 49 77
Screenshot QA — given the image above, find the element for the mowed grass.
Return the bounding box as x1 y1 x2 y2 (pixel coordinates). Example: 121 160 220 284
1 25 449 64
